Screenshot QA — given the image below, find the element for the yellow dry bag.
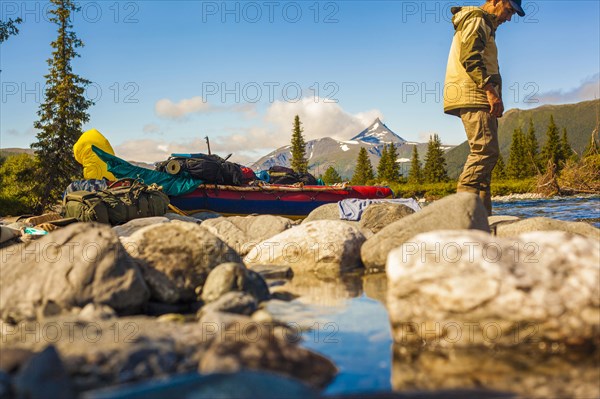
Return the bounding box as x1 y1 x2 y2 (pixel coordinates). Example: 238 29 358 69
73 128 117 180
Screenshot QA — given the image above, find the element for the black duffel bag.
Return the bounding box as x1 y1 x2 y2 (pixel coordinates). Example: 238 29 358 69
269 166 318 185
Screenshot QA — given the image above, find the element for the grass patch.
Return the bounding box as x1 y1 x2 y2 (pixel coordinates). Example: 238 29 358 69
386 181 457 200
379 179 537 200
491 178 537 196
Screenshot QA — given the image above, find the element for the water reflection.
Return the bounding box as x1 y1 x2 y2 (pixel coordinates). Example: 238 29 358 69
493 195 600 227
392 346 600 399
270 272 363 306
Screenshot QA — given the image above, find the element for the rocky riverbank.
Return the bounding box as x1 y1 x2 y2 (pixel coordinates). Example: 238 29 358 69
1 192 598 398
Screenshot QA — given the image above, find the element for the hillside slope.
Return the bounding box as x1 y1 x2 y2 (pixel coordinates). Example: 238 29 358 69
445 99 600 178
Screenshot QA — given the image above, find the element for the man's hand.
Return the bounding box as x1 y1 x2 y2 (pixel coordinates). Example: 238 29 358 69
484 83 504 117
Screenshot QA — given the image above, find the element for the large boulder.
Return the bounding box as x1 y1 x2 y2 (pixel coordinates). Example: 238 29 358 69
122 221 242 304
359 202 415 234
386 230 600 348
495 217 600 240
361 192 489 271
201 215 293 256
0 223 149 322
200 263 269 303
112 217 170 238
301 203 340 223
197 291 258 317
243 221 365 277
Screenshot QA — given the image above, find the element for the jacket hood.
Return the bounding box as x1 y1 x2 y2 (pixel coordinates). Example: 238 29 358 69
451 6 498 30
451 6 479 28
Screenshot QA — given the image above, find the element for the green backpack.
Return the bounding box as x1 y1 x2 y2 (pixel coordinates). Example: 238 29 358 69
63 179 170 225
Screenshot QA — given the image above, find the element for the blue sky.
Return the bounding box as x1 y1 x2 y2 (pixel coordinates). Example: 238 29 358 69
1 0 599 164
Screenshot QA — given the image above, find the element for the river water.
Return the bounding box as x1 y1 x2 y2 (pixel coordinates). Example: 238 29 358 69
266 195 600 398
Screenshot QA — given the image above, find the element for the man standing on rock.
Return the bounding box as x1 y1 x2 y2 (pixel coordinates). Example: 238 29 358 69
443 0 525 215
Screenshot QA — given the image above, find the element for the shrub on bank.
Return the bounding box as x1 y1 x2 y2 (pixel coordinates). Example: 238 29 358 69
0 153 40 217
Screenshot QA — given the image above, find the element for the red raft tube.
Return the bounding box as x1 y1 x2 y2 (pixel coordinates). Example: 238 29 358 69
169 183 394 219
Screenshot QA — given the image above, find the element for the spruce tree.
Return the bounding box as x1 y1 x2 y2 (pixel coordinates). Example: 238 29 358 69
423 134 448 183
560 128 573 162
32 0 94 211
383 143 401 182
492 153 507 180
524 118 540 176
540 115 562 172
322 166 342 185
507 127 526 179
377 145 389 180
290 115 308 173
351 147 375 185
0 17 22 43
407 145 423 184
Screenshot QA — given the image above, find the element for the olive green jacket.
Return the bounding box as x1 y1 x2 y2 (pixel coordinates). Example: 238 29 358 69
443 6 501 116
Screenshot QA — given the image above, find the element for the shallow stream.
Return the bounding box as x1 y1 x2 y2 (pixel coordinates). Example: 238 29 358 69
267 195 600 398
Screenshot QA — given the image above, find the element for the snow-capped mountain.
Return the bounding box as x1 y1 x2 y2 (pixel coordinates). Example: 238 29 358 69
351 118 407 145
251 119 453 179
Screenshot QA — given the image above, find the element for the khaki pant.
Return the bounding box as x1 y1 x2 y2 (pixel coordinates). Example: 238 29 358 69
457 108 499 215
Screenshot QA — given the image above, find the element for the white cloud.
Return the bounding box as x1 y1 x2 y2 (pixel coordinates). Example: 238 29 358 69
117 98 384 166
142 123 161 135
536 74 600 104
264 97 383 143
155 96 212 119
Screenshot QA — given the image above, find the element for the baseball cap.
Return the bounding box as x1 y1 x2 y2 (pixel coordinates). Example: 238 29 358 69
508 0 526 17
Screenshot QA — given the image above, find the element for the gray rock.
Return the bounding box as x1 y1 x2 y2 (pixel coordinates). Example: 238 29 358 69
202 215 293 256
190 211 222 221
361 192 489 271
488 215 520 235
488 215 520 226
301 203 340 223
82 371 318 399
3 316 205 392
201 263 270 303
0 223 150 322
198 291 258 317
112 217 170 238
386 230 600 348
14 346 75 399
77 303 117 321
123 222 241 304
251 264 294 280
360 202 415 234
198 312 337 388
164 213 201 224
244 221 366 278
495 217 600 240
